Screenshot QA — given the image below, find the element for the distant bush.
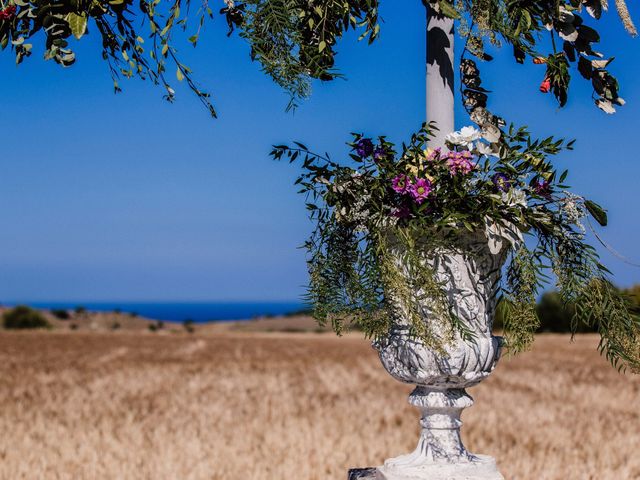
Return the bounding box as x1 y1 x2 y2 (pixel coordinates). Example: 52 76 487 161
624 285 640 316
148 321 163 332
282 308 312 318
74 306 87 315
3 306 50 330
535 292 594 333
494 286 640 334
51 309 70 320
183 319 195 333
111 322 121 331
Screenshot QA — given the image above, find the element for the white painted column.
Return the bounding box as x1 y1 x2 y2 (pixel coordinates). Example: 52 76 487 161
426 5 455 148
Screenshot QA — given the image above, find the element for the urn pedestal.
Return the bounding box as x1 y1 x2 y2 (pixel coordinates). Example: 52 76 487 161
350 222 520 480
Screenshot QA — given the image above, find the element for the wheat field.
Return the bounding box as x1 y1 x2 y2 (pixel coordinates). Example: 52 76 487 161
0 331 638 480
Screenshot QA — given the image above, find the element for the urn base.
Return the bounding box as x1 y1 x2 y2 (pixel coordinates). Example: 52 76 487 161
349 455 504 480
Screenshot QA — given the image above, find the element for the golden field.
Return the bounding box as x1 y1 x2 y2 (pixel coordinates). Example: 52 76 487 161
0 330 639 480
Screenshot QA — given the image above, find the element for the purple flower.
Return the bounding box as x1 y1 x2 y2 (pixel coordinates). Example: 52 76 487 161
355 138 374 157
391 174 410 194
492 173 513 192
373 145 387 162
410 178 432 204
426 147 442 161
447 151 475 175
533 180 552 197
391 204 411 219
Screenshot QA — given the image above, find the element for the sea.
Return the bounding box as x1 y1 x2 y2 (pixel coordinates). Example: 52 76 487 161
9 301 308 323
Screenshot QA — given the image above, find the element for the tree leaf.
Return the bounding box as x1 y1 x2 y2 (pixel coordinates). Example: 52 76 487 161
66 13 88 40
585 200 608 226
577 56 593 80
438 0 461 19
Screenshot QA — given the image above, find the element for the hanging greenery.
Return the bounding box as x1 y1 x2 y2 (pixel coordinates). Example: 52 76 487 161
222 0 380 110
0 0 219 114
1 0 635 115
273 123 640 372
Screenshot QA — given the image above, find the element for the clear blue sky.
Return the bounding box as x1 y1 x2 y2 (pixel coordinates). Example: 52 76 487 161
1 2 639 302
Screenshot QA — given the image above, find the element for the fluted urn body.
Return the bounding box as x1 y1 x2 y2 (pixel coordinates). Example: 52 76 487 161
372 221 520 480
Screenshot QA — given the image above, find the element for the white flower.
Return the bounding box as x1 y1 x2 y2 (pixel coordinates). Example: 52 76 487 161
560 192 587 234
444 126 482 150
501 189 528 208
460 126 482 140
475 141 500 158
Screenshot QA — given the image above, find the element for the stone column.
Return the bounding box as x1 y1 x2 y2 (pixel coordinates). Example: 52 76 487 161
426 4 455 148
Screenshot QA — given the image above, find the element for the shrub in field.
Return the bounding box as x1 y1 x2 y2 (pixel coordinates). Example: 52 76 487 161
148 321 163 332
3 306 50 330
183 319 195 334
51 309 70 320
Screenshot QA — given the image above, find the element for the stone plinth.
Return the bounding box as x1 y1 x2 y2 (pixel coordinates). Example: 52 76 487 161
348 468 381 480
349 455 504 479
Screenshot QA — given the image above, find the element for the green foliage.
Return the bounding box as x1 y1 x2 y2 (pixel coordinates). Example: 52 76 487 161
0 0 379 115
584 200 608 227
0 0 216 114
626 285 640 316
495 286 640 335
304 214 388 338
3 305 50 329
224 0 379 109
574 279 640 372
501 246 541 353
2 0 634 116
535 291 579 333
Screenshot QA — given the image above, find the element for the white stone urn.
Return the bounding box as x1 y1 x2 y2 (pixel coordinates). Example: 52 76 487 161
370 221 521 480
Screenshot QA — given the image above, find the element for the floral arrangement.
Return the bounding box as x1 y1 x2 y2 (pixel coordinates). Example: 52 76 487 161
272 123 640 371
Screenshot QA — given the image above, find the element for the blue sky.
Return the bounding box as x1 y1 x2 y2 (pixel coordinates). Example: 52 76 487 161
1 1 639 302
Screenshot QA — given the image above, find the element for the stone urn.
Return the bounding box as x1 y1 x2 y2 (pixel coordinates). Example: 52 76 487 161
352 221 521 480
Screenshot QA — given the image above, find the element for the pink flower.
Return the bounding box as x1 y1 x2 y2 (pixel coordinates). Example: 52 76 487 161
446 151 475 175
539 78 551 93
410 178 432 204
391 174 410 194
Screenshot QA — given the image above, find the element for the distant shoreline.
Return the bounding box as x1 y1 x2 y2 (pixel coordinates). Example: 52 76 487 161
0 303 321 334
0 301 309 323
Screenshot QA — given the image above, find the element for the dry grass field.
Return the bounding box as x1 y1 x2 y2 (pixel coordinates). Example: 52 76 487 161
0 331 639 480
